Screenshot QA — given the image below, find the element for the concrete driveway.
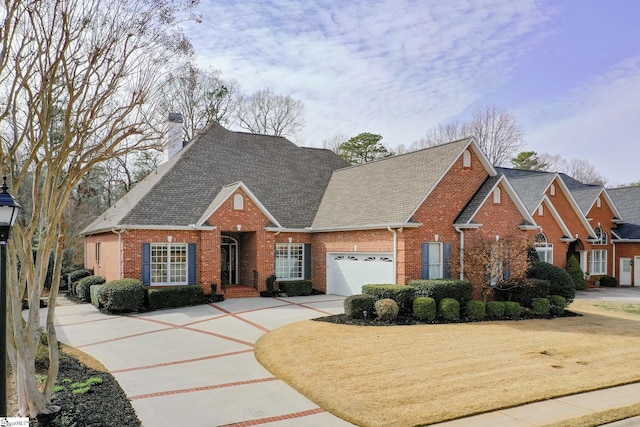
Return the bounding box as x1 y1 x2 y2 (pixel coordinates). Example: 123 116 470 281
575 285 640 303
50 294 355 427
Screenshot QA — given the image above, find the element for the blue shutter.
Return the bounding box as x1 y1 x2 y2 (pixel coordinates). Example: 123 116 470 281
188 243 197 285
421 243 430 279
443 242 451 279
303 244 311 280
142 243 151 286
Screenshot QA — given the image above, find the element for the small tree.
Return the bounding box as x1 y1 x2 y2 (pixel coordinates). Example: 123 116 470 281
338 132 394 164
566 255 586 290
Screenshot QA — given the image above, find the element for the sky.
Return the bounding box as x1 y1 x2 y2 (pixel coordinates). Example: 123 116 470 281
181 0 640 186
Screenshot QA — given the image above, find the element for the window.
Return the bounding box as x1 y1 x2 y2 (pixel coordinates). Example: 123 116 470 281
590 249 607 275
95 242 101 265
596 197 602 208
550 184 556 196
151 243 188 284
534 232 553 263
233 194 244 210
593 226 608 245
276 243 304 280
422 242 451 279
493 187 501 204
537 205 544 216
462 150 471 167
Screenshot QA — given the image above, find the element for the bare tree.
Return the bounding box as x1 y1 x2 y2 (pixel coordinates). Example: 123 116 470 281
236 88 305 138
413 122 466 150
537 152 568 172
321 133 348 153
567 158 607 186
159 62 241 142
0 0 195 417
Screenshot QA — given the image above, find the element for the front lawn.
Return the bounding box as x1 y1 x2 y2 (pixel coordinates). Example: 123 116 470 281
255 300 640 426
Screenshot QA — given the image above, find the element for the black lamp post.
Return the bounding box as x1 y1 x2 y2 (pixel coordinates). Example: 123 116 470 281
0 175 21 416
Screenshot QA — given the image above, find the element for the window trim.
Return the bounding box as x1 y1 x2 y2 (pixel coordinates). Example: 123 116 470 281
593 226 608 245
493 187 501 204
534 232 553 263
590 249 607 275
150 242 189 285
95 242 101 265
462 150 471 168
233 194 244 210
275 243 305 281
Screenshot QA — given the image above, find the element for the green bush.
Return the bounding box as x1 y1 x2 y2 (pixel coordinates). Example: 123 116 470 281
374 298 399 321
486 301 506 319
599 275 618 287
279 280 313 296
503 301 521 317
148 285 205 310
407 279 472 306
362 284 415 313
35 329 50 371
439 298 460 321
68 269 93 294
412 297 436 321
90 285 104 308
98 279 146 313
465 300 485 321
531 298 550 316
75 275 106 303
549 294 566 315
344 294 375 319
266 275 277 294
496 277 551 307
566 255 586 290
527 262 575 304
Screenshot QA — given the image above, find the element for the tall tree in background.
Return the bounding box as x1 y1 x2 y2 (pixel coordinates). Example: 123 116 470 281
338 133 394 164
159 62 240 142
510 151 548 171
321 133 348 154
534 153 607 185
236 88 305 138
0 0 196 417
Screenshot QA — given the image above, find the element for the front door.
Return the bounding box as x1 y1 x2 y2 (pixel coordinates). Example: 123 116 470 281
221 236 238 285
635 256 640 286
620 258 632 286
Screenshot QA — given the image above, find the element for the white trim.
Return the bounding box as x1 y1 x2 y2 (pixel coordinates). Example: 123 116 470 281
550 175 597 239
539 196 573 239
83 224 216 235
266 222 421 233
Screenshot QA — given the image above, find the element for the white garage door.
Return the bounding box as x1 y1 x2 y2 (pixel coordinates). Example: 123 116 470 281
326 252 394 296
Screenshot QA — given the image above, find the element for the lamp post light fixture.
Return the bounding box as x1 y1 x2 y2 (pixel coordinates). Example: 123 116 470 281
0 175 21 416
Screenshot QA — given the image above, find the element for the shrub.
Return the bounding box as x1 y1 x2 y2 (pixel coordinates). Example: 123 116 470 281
504 301 521 317
148 285 205 310
344 294 375 319
465 300 485 321
486 301 506 319
75 275 106 303
279 280 313 296
362 284 415 313
407 279 472 306
35 329 50 371
531 298 550 316
527 261 575 304
439 298 460 321
496 277 551 307
566 255 586 290
413 297 436 321
98 279 146 313
210 283 217 295
90 285 104 308
68 269 93 291
599 275 618 287
549 294 566 315
374 298 399 321
266 274 277 294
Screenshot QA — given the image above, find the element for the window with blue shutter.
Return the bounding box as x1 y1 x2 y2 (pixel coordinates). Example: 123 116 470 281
142 243 151 285
143 242 195 285
188 243 196 284
303 244 311 280
422 242 449 279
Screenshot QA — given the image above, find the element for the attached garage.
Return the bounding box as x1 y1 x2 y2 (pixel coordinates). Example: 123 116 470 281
326 252 394 296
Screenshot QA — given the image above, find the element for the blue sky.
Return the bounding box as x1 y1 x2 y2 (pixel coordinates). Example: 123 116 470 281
182 0 640 186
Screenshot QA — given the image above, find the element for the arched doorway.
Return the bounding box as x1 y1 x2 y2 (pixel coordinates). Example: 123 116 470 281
221 235 238 285
567 238 585 267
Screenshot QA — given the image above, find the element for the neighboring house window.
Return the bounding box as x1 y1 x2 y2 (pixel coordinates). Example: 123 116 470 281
534 232 553 263
590 249 607 275
493 187 501 204
276 243 304 280
95 242 101 265
537 205 544 216
594 226 608 245
151 243 188 284
462 150 471 168
233 194 244 210
421 242 451 279
550 184 556 196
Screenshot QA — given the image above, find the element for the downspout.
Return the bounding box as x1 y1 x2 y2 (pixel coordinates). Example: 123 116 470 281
612 240 616 279
111 228 125 279
387 226 397 284
455 226 464 280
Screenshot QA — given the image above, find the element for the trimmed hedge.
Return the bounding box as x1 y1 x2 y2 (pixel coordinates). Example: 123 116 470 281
361 284 415 313
496 278 551 307
486 301 505 319
76 275 106 303
68 269 93 294
90 285 103 308
407 279 472 306
531 298 550 316
599 275 618 287
98 279 146 313
549 294 566 315
527 261 575 304
148 285 205 310
374 298 399 321
412 297 436 321
504 301 522 317
279 280 313 296
465 300 485 321
344 294 375 319
439 298 460 321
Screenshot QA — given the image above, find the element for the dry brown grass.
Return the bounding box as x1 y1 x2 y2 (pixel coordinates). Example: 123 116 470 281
255 300 640 427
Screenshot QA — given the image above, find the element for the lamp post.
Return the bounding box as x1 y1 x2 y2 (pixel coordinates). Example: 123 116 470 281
0 175 21 416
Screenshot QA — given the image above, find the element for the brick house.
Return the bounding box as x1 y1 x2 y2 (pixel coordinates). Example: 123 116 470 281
82 123 640 297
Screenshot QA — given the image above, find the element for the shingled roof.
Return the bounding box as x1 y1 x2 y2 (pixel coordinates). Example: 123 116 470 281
83 124 349 233
608 186 640 224
495 168 555 213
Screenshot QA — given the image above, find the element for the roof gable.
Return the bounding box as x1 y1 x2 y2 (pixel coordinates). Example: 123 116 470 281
607 186 640 224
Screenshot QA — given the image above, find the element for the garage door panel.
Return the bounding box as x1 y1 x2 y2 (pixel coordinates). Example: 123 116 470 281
327 253 394 296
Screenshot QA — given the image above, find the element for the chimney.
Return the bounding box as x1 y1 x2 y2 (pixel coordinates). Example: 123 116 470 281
166 112 184 160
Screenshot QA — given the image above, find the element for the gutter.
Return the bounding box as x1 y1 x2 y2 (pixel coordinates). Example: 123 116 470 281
82 224 217 236
265 222 421 233
454 226 465 280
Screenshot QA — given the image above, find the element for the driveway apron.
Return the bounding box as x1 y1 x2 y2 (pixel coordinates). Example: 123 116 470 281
49 294 355 427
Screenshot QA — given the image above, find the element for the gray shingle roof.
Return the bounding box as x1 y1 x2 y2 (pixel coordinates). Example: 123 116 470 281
608 187 640 224
613 223 640 240
496 167 555 213
455 175 501 225
83 124 349 233
312 138 475 229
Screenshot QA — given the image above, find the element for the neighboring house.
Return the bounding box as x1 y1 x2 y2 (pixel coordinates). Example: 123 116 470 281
607 186 640 285
82 122 640 297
